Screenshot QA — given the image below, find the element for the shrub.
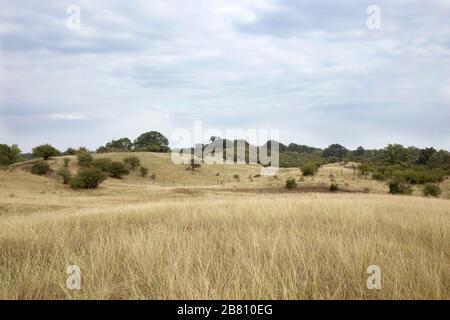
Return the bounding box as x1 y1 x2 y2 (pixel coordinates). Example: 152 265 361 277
108 161 129 178
254 174 261 178
150 173 156 180
63 158 71 167
301 163 319 176
31 161 50 175
423 184 441 198
285 177 297 189
124 156 141 169
58 167 71 184
77 150 93 167
70 168 107 189
389 181 413 195
32 144 60 160
233 174 240 181
92 158 113 172
0 144 21 166
140 167 149 177
330 182 339 192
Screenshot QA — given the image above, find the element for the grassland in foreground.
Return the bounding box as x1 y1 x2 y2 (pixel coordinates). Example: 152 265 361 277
0 153 449 299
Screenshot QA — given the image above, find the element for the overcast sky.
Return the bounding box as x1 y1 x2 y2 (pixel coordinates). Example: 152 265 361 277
1 0 449 152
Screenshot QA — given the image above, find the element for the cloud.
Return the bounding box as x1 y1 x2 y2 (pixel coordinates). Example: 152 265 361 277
47 113 86 120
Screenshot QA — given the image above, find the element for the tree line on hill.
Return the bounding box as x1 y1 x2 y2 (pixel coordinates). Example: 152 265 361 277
1 130 449 195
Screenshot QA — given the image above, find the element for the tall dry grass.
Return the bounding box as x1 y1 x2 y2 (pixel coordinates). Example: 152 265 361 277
0 192 448 299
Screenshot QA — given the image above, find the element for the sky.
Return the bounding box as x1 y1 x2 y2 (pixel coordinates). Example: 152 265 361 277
0 0 449 152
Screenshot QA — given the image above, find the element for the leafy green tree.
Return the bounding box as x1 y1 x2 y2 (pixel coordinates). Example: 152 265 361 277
353 146 365 159
104 138 133 152
323 144 348 159
64 148 77 156
32 144 60 160
381 144 408 165
417 147 437 165
0 144 21 166
134 131 169 152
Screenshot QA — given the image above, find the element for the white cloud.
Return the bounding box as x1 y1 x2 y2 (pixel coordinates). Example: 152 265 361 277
47 113 86 120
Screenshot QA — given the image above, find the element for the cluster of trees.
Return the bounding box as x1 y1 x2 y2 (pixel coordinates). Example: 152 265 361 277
97 131 169 153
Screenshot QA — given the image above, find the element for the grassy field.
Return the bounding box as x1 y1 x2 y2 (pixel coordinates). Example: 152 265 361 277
0 153 449 299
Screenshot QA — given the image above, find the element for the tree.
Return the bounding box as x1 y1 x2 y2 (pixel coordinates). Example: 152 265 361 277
0 144 21 166
134 131 169 152
353 146 365 159
104 138 133 152
64 148 77 156
381 144 408 165
417 147 436 165
323 144 348 159
32 144 60 160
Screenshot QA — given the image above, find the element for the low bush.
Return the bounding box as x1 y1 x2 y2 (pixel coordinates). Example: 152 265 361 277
233 174 240 181
108 161 129 178
330 182 339 192
92 158 113 172
423 184 441 198
77 150 93 167
140 167 149 177
63 158 71 167
57 167 71 184
31 161 50 175
70 168 106 189
285 177 297 189
124 156 140 170
301 163 319 176
389 181 413 195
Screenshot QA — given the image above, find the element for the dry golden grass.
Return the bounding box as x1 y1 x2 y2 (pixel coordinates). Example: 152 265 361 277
1 154 449 299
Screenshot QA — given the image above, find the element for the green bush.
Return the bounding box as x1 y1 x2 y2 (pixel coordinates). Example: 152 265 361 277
108 161 130 178
31 161 50 175
301 163 319 176
389 181 413 195
330 182 339 192
70 168 107 189
124 156 141 170
423 184 441 198
63 158 71 167
58 167 71 184
150 173 156 180
77 150 93 167
233 174 240 181
140 167 149 177
285 177 297 189
0 144 21 166
92 158 113 172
